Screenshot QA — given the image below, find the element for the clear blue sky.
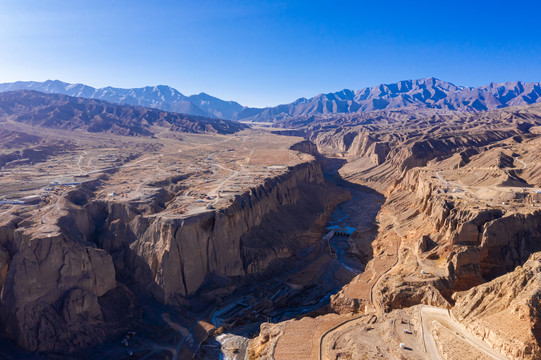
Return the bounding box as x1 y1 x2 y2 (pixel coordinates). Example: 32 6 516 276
1 0 540 107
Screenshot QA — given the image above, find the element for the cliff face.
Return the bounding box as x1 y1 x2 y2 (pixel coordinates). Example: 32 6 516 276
310 105 541 195
246 105 541 359
391 169 541 291
0 154 344 352
313 129 390 165
91 161 333 303
452 252 541 360
0 216 128 352
329 166 541 315
314 126 516 167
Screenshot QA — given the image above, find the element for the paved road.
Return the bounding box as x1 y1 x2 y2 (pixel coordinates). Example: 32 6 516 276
420 306 508 360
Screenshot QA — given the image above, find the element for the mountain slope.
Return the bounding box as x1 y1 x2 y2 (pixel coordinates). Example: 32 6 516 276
188 92 244 120
0 90 247 136
1 78 541 123
0 80 244 120
237 78 541 121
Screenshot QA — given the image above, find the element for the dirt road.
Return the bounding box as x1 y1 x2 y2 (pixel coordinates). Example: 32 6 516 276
420 306 507 360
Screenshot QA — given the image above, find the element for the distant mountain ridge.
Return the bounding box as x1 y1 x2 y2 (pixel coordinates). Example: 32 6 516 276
1 78 540 122
244 78 541 121
0 80 244 120
0 90 247 136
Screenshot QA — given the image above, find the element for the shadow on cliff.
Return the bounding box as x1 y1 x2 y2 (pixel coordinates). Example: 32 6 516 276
195 156 386 358
58 150 386 359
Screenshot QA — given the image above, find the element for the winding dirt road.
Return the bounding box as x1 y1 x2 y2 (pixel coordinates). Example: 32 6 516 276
420 306 508 360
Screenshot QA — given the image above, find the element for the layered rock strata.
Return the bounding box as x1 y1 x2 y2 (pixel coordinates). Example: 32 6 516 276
452 252 541 360
0 149 343 353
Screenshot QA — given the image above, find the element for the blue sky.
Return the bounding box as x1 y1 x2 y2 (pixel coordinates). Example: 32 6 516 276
1 0 540 107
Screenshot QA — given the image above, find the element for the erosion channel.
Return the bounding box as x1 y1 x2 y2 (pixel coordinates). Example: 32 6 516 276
0 133 385 360
205 159 384 360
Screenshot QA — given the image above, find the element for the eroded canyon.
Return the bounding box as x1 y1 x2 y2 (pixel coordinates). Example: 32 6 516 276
0 91 540 360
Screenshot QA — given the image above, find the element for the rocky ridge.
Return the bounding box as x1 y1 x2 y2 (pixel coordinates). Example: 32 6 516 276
0 90 247 136
452 252 541 359
2 78 541 122
248 78 541 123
311 103 541 191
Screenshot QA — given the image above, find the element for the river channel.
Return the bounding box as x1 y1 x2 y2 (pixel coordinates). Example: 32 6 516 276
205 176 384 360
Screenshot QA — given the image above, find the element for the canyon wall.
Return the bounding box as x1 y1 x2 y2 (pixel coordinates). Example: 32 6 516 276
382 169 541 293
89 161 340 304
311 109 540 192
0 149 345 352
329 165 541 317
452 252 541 360
0 213 136 352
247 105 541 359
314 127 517 170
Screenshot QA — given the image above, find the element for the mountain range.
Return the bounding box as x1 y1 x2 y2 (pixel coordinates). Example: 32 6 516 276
0 90 247 136
0 80 245 121
1 78 540 122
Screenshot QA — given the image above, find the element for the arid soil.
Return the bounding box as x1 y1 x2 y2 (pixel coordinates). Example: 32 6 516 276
1 94 541 360
0 111 351 359
249 103 541 360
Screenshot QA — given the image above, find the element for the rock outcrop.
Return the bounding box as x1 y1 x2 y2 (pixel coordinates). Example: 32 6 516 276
90 161 341 303
328 156 541 315
246 98 541 360
392 169 541 291
0 216 136 352
0 153 344 353
308 103 541 192
452 252 541 360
